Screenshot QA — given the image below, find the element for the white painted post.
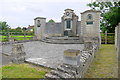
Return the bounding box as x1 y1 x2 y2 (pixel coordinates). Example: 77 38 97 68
118 41 120 60
105 31 107 44
24 31 26 40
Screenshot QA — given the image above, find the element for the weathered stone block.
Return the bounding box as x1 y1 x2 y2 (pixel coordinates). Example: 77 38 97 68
11 44 26 64
64 49 80 57
63 49 80 66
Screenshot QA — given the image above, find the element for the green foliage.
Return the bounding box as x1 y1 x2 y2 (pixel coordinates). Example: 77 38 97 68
87 2 120 33
0 21 34 36
15 27 22 32
48 19 55 22
0 21 10 32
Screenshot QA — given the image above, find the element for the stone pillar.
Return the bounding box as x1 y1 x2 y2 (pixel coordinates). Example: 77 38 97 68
118 23 120 58
81 10 101 47
10 44 26 64
118 23 120 48
63 49 80 66
34 17 46 40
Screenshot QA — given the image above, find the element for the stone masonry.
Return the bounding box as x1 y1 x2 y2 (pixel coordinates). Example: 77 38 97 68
115 22 120 59
45 41 98 78
34 9 101 45
10 44 26 64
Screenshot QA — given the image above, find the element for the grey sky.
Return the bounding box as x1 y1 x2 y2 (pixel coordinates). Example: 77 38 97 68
0 0 93 28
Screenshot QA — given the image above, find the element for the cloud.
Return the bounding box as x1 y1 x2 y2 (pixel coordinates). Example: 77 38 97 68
1 0 91 28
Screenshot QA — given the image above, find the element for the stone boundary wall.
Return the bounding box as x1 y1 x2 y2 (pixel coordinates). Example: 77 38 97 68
45 42 99 78
0 40 37 45
115 23 120 48
115 22 120 56
118 23 120 57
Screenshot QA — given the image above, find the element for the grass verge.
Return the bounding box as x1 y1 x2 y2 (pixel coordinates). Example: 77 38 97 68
0 67 2 80
84 44 118 78
1 63 50 78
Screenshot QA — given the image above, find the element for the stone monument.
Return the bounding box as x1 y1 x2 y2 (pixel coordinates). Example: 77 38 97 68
34 9 101 45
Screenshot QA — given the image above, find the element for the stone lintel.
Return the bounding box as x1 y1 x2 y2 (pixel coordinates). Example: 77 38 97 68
64 8 74 11
81 9 101 14
34 17 46 20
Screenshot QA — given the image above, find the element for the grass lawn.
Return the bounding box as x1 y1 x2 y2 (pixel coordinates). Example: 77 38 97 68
0 35 33 41
1 63 50 78
84 44 118 78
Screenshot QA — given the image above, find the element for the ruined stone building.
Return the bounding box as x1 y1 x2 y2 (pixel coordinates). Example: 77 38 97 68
34 9 101 44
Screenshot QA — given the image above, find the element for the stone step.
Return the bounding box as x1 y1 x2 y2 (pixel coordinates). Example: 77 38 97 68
43 39 83 44
50 70 73 78
45 73 60 78
57 65 76 77
60 64 78 71
47 36 80 40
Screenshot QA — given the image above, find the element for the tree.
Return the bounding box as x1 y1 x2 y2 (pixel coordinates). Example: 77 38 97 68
48 19 55 22
15 27 22 32
87 2 120 33
0 21 9 32
22 27 27 31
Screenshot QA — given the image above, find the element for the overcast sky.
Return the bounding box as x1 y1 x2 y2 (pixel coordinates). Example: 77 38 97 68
0 0 94 28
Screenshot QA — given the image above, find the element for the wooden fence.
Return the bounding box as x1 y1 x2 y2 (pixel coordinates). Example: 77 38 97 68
101 33 115 44
0 32 33 42
0 32 115 44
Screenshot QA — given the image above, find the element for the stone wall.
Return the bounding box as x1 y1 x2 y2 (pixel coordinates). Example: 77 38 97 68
115 23 120 49
115 23 120 56
44 22 62 37
45 41 99 78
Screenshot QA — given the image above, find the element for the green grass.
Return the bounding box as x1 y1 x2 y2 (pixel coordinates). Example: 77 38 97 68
1 63 50 78
0 35 33 41
0 67 2 80
84 44 118 78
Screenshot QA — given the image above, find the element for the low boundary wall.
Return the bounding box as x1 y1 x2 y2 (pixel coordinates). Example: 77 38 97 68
45 42 99 78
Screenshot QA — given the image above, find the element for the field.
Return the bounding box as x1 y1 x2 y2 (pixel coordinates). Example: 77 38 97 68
0 35 33 42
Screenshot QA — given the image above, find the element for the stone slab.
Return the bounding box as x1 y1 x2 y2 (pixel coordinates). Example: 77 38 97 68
64 49 80 57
